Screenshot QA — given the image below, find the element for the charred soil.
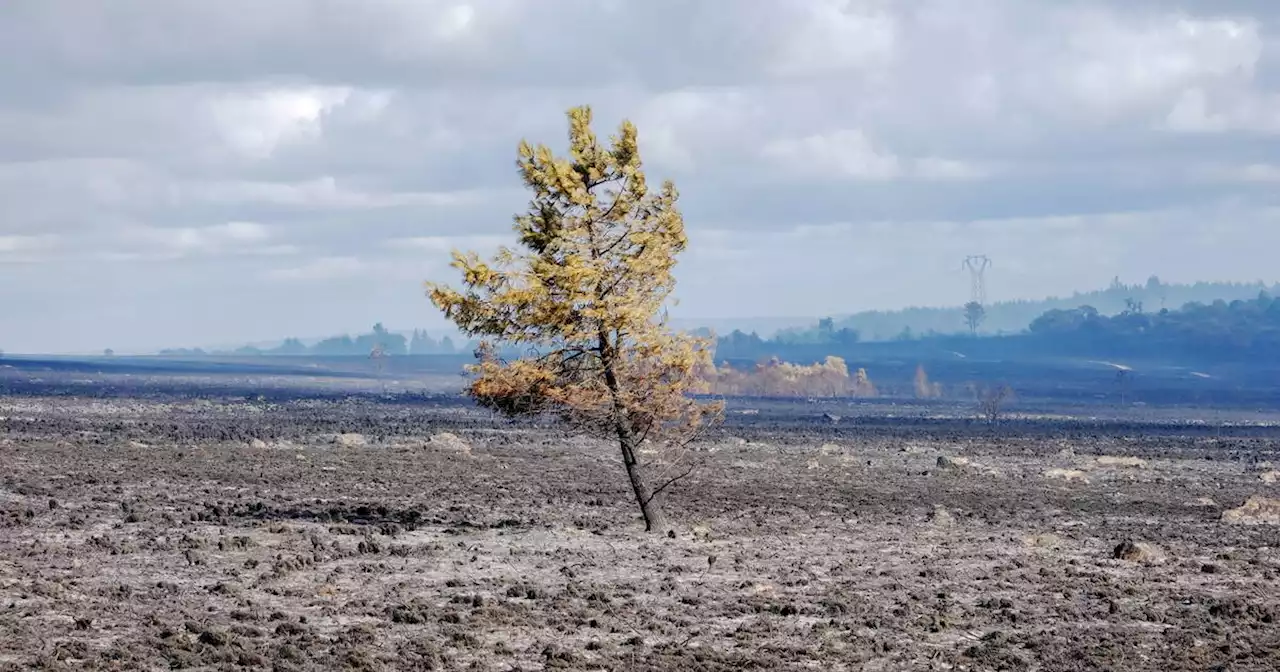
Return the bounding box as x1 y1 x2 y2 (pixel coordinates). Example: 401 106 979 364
2 390 1280 670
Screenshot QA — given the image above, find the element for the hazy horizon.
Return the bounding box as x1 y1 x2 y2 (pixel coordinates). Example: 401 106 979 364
7 275 1273 356
4 1 1280 354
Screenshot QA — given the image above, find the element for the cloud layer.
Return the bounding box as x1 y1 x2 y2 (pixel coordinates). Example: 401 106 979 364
2 0 1280 352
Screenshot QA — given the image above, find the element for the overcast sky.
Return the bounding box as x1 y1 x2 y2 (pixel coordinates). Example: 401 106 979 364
3 1 1280 353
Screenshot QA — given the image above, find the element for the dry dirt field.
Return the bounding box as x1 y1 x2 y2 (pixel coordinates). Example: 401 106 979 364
2 392 1280 671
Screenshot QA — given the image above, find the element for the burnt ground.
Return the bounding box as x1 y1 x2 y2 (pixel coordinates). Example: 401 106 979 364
2 387 1280 671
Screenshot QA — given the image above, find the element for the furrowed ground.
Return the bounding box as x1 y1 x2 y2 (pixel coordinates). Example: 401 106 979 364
2 391 1279 671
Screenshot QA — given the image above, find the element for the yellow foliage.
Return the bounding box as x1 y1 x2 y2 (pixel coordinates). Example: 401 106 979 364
914 364 942 399
705 356 870 398
852 368 877 398
427 105 721 448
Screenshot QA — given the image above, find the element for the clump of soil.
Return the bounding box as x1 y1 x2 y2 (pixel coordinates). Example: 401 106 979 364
427 432 472 455
333 433 369 447
1221 496 1280 524
1097 456 1147 468
1043 468 1089 483
927 505 956 527
1113 540 1165 564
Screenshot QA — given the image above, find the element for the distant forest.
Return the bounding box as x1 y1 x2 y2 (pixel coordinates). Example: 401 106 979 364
160 323 471 358
157 278 1280 364
769 277 1279 344
1022 290 1280 360
716 285 1280 365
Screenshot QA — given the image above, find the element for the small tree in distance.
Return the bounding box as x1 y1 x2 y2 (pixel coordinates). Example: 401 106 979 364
972 383 1012 425
369 343 389 394
914 364 941 399
963 301 986 336
428 105 722 534
852 367 877 397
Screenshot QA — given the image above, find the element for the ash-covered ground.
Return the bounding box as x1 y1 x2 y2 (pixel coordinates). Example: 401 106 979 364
2 378 1280 671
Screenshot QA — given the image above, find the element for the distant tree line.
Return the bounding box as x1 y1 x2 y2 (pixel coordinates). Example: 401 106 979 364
772 277 1279 343
1024 290 1280 359
160 323 473 357
715 286 1280 365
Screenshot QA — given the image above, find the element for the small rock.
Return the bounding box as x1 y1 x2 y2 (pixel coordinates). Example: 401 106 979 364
428 432 472 456
249 439 268 449
822 412 842 425
750 582 777 595
542 643 575 663
927 505 955 527
937 456 972 470
198 629 228 647
1113 540 1165 564
1259 471 1280 485
1024 533 1064 549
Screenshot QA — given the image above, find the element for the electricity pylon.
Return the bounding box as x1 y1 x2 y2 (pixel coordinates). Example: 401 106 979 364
962 255 992 306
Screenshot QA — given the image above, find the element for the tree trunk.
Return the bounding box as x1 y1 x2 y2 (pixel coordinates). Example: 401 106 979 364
619 437 668 533
597 325 669 534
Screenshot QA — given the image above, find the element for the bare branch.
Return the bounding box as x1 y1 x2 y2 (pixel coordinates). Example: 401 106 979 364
646 462 698 504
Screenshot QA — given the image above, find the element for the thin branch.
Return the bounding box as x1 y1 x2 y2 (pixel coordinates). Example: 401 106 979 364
598 242 649 299
598 222 636 258
646 459 700 505
588 177 627 228
632 411 656 446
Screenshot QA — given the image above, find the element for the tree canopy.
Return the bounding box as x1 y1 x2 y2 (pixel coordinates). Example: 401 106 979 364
428 105 721 532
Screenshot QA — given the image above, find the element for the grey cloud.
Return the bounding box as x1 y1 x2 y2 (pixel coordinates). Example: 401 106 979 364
3 0 1280 352
0 1 880 92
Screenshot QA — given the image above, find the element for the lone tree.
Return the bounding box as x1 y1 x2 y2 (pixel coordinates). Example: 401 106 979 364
963 301 986 336
369 343 389 393
914 364 941 399
427 105 722 533
973 383 1012 425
